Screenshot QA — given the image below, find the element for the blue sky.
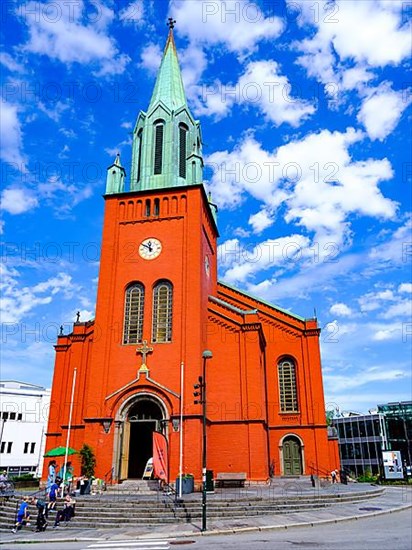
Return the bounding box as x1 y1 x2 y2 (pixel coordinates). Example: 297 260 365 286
1 0 411 414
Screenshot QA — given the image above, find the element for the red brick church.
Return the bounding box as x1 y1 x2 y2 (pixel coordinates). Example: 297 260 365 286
44 26 339 484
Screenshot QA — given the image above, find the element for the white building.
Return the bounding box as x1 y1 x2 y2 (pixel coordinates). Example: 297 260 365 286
0 381 51 478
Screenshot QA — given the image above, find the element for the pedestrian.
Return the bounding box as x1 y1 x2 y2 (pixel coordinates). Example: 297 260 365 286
46 460 57 491
46 477 61 518
30 497 48 532
0 470 8 492
331 470 337 483
53 494 76 528
11 496 31 533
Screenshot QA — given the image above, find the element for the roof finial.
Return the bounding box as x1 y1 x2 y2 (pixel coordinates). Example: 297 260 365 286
167 17 176 30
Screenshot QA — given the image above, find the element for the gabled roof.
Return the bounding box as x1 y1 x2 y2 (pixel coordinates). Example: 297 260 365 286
218 281 308 323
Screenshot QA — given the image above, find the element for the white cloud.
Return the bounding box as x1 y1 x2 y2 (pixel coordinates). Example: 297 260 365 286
173 0 283 54
189 60 315 124
235 61 315 125
324 364 409 393
0 102 26 167
368 216 412 269
37 176 94 217
330 303 353 317
0 266 76 324
358 285 412 320
119 0 144 26
0 52 25 72
1 188 38 215
207 128 397 250
18 0 130 76
357 83 411 140
38 100 70 123
218 234 310 284
399 283 412 294
248 208 274 234
140 43 163 74
289 0 410 107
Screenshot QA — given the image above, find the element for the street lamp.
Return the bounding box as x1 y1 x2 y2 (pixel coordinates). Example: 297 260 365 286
194 350 213 532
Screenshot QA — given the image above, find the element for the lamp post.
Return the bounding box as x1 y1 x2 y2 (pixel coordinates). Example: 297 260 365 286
194 350 213 532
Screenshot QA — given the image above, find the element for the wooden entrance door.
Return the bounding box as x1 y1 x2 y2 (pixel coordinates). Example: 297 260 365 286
283 437 302 475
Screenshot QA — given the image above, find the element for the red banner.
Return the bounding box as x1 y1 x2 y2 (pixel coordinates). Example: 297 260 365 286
152 431 168 483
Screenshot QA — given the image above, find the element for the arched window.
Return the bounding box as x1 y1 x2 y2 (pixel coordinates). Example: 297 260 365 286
123 283 145 344
136 129 143 182
145 199 151 217
152 281 173 342
154 122 164 175
278 358 298 412
153 198 160 216
179 123 188 178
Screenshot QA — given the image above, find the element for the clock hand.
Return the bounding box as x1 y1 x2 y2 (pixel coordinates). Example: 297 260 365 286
142 242 153 251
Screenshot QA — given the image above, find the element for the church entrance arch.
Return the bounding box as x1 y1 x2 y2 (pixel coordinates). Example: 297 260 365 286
281 436 303 476
118 394 167 480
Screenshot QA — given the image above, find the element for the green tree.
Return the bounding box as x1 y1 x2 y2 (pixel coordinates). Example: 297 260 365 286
79 443 96 478
325 411 332 426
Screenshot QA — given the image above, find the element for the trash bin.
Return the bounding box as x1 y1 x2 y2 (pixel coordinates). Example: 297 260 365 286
206 470 214 492
175 475 194 494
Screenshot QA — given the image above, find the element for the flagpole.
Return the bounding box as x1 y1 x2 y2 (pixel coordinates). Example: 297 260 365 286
61 367 77 496
178 361 184 498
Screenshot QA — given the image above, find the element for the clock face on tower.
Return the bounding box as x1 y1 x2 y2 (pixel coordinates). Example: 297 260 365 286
139 238 162 260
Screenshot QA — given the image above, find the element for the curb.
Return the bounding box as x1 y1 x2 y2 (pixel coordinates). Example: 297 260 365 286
200 503 412 537
1 504 411 545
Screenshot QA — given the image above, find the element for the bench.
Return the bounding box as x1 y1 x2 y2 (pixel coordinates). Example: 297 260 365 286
215 472 247 488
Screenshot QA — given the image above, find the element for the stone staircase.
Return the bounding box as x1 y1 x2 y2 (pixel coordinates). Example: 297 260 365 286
105 479 159 495
0 486 385 531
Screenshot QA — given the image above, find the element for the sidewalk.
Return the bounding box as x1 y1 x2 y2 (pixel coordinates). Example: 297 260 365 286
1 486 410 545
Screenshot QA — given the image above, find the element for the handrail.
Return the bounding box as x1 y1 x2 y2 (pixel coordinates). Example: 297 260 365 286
104 467 114 486
158 481 183 511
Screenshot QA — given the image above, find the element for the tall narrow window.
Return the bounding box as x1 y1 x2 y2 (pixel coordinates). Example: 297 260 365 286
278 358 298 412
123 283 145 344
153 198 160 216
152 281 173 342
179 124 188 178
145 199 151 217
154 123 164 175
137 129 143 182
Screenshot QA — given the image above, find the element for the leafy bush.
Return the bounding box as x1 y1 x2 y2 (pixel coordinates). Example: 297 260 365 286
79 443 96 478
356 469 378 483
9 474 35 482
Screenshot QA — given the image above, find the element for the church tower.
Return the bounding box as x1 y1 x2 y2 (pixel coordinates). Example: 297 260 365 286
45 21 220 481
44 23 339 485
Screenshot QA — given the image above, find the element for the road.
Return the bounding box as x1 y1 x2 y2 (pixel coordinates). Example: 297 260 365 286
2 508 411 550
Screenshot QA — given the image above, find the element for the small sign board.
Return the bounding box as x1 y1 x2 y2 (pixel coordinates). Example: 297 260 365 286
382 450 404 480
142 457 154 480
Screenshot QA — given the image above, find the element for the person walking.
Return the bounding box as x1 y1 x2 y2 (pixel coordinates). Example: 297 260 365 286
30 497 48 532
46 460 57 492
45 478 61 518
11 496 31 533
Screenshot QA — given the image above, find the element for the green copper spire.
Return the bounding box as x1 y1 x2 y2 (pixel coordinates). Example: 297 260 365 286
105 153 126 194
148 26 187 112
130 21 203 192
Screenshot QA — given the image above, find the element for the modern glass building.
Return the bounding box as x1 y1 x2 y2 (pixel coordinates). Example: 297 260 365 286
378 401 412 468
333 401 412 477
333 414 388 476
